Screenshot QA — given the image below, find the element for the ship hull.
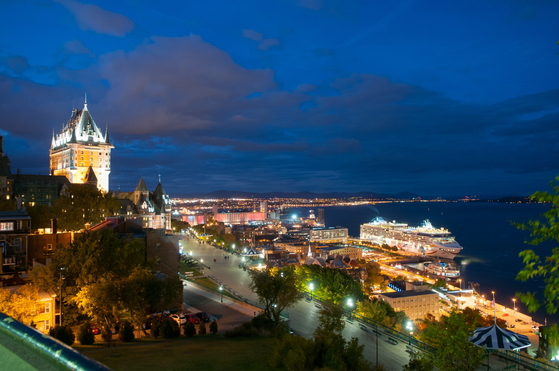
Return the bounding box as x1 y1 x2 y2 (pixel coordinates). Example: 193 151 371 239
360 218 463 259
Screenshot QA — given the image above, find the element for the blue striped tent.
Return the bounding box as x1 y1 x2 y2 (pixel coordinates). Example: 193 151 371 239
469 324 531 350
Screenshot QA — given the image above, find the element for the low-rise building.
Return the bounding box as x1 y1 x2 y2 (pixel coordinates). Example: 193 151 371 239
310 227 348 243
0 209 31 274
379 290 440 321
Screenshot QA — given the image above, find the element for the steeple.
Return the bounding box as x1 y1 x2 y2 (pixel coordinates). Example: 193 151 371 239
84 93 88 111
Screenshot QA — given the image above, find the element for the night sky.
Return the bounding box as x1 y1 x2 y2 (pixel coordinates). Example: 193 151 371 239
1 1 558 197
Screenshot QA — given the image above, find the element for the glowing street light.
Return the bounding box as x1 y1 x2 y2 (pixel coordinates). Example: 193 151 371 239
458 278 462 290
347 298 354 320
309 282 315 301
406 321 414 345
513 298 517 317
219 285 223 303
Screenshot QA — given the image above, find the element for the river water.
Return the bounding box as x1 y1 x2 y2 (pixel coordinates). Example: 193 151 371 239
285 202 555 324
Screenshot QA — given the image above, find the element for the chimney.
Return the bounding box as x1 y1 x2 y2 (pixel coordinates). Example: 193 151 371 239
51 217 58 235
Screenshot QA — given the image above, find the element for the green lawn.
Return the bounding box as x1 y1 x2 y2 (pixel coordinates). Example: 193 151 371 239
81 335 278 371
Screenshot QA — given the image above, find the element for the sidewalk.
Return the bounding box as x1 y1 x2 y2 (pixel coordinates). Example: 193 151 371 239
184 281 261 318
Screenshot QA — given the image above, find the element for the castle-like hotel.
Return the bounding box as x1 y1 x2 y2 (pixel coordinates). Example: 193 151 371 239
0 98 172 230
50 98 113 192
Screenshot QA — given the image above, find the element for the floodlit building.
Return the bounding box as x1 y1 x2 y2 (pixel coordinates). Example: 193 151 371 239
310 227 348 243
115 178 172 230
50 98 113 192
379 290 440 321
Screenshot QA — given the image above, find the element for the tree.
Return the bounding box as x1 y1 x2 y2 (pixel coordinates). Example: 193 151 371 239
184 321 196 337
29 229 181 330
249 266 303 328
77 323 95 345
420 310 484 371
515 175 559 313
118 321 135 342
51 184 120 231
294 265 364 304
198 322 207 335
363 261 386 294
209 320 218 334
357 298 408 330
269 303 371 371
0 284 39 325
171 219 190 233
49 325 75 345
403 350 433 371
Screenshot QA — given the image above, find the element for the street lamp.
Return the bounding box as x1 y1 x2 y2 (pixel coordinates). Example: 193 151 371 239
491 291 496 323
59 268 66 326
347 298 354 320
513 298 517 318
458 278 462 290
219 285 223 303
406 321 414 345
309 283 314 301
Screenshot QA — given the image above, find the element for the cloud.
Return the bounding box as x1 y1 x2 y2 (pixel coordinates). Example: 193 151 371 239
55 0 135 36
242 29 281 51
242 29 263 41
0 35 557 195
62 40 94 56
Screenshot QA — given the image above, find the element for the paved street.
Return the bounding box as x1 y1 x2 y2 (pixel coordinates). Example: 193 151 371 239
180 235 524 370
181 236 411 371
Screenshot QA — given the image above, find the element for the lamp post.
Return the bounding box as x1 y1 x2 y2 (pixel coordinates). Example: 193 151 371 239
406 321 414 345
491 291 496 324
219 285 223 303
59 267 66 326
513 298 517 318
309 282 314 301
458 278 462 290
347 298 354 320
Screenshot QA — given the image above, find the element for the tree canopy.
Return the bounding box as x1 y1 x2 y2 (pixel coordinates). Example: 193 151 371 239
51 184 120 231
515 175 559 313
420 309 484 371
295 265 364 305
30 229 182 327
249 266 303 328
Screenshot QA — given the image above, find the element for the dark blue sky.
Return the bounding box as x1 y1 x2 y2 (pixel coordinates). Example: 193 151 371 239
1 0 558 197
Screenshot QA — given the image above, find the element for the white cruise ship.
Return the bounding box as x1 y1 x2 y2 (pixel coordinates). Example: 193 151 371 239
360 217 463 259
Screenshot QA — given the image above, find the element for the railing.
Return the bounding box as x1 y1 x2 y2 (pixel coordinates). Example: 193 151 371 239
0 313 112 371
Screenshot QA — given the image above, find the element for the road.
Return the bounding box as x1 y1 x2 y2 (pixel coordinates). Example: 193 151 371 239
180 235 522 371
180 236 411 371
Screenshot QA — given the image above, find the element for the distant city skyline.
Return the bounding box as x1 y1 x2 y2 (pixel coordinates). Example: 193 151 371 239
1 1 558 197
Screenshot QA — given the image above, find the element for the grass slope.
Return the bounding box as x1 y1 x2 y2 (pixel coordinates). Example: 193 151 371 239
81 335 277 371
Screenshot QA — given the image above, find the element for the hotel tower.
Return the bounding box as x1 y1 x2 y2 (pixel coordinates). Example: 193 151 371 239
49 98 113 192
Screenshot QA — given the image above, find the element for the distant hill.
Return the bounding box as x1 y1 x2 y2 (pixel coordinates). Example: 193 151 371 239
173 190 422 200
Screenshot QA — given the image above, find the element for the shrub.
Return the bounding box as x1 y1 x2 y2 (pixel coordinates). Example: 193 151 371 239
49 325 75 346
118 321 135 342
101 325 112 343
161 318 180 338
77 323 95 345
209 320 218 334
150 318 161 338
184 321 196 337
224 316 275 338
198 322 207 335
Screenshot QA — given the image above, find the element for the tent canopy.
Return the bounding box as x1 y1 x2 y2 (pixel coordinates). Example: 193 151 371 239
469 324 531 351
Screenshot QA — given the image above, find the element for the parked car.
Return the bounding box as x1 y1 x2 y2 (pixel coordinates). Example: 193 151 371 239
90 324 101 335
195 312 210 322
170 313 186 325
186 313 200 324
